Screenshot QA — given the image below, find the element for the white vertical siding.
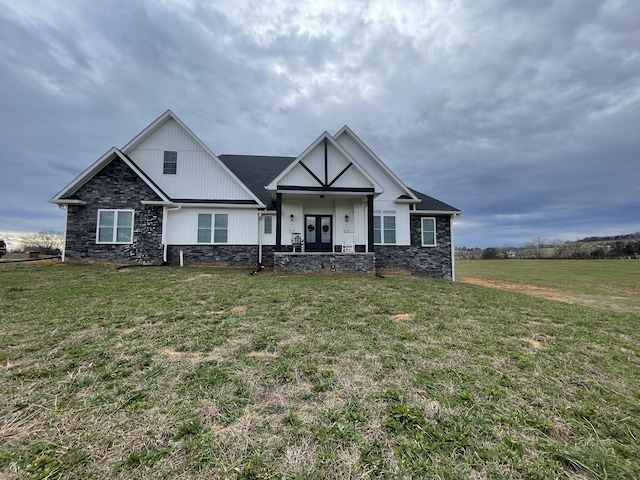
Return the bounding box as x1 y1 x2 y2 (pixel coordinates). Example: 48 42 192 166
374 200 410 245
335 133 406 202
166 208 258 245
128 118 255 201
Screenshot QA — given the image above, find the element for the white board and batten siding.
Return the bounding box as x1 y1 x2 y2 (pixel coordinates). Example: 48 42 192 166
279 142 374 190
335 132 407 203
166 208 259 245
127 118 254 202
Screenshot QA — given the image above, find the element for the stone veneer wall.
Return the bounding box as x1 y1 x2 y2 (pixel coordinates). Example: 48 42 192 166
274 253 375 274
167 245 274 267
64 158 164 264
375 215 453 279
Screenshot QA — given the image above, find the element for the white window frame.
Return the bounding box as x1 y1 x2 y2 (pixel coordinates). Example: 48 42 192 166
373 210 396 245
197 213 228 244
421 217 437 247
163 151 177 175
263 215 274 235
96 209 134 244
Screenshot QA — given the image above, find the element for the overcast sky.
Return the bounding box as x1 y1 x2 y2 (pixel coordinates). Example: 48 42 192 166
1 0 638 249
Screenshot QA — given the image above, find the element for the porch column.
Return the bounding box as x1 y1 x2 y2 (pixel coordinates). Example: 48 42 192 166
367 194 375 253
275 192 282 252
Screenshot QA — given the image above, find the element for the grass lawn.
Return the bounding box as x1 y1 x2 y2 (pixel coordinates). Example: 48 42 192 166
457 259 640 314
1 262 639 479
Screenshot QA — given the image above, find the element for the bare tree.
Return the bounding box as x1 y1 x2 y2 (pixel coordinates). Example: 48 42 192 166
22 231 64 255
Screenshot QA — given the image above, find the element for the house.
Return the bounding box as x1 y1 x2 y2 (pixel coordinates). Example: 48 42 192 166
50 110 462 279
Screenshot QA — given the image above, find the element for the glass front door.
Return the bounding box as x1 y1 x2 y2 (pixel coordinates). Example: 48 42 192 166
305 215 332 252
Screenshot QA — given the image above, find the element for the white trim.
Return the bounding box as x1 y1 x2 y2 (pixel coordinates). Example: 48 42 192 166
373 210 397 245
51 199 87 206
420 217 437 247
196 213 229 244
171 203 261 209
411 210 463 216
50 148 170 203
96 209 135 244
450 216 456 282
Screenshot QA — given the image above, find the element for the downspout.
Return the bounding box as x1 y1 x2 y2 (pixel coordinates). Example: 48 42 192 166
258 212 263 265
450 215 456 281
163 205 181 263
58 204 68 262
251 212 266 275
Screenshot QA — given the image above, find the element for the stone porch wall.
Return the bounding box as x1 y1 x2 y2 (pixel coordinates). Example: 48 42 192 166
274 253 375 274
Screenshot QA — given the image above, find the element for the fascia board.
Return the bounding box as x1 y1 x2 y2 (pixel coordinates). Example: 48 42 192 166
410 210 463 216
114 150 171 201
334 125 419 201
49 147 121 201
122 109 264 206
170 203 263 209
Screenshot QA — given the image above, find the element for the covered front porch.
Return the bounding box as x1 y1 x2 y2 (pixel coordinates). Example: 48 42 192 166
273 191 375 254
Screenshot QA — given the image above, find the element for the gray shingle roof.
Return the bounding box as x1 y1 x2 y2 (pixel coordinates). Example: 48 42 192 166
409 188 461 213
219 155 295 207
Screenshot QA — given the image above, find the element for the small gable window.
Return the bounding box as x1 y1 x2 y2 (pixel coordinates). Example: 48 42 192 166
97 209 134 244
163 151 177 175
198 213 228 243
373 210 396 244
421 217 436 247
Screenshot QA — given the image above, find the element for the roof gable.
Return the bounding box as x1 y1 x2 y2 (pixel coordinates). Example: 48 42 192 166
265 132 382 193
334 126 419 202
122 110 264 205
50 148 170 204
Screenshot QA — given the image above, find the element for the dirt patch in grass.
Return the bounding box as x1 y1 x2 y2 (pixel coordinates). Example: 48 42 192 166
458 276 639 313
390 313 413 322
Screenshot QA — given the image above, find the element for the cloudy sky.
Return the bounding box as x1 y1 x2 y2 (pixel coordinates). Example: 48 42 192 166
1 0 638 249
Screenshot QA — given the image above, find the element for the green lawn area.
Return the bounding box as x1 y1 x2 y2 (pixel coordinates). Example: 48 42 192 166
457 259 640 314
1 262 639 479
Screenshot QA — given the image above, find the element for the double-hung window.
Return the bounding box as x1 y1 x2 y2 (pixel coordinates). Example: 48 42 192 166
198 213 228 243
373 210 396 244
421 217 436 246
163 151 177 175
97 209 134 244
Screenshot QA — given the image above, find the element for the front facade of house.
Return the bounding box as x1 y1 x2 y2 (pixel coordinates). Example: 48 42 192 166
51 111 461 279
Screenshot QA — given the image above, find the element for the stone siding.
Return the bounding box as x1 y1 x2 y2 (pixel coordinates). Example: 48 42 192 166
166 245 273 267
375 215 453 279
274 253 375 274
64 158 164 264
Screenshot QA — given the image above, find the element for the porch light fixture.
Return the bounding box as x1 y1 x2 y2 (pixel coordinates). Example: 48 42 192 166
344 214 349 222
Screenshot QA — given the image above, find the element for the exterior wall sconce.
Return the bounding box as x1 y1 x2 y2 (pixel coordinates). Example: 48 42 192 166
344 214 349 222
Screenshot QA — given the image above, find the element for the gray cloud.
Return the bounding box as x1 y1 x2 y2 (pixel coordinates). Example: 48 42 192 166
0 0 638 249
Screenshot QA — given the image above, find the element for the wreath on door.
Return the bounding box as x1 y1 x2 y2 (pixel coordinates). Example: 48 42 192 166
307 224 315 232
322 225 330 233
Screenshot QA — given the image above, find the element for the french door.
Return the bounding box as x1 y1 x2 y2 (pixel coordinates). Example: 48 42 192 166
305 215 332 252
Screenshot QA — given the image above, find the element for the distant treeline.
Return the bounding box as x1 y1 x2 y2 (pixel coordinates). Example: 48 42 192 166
457 233 640 260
